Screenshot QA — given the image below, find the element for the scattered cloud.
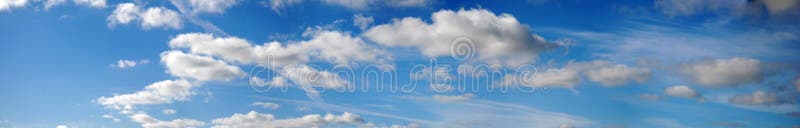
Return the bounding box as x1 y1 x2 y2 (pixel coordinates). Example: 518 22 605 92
96 79 198 107
55 124 68 128
262 0 303 14
130 112 205 128
680 57 763 87
186 0 238 15
107 3 182 30
111 59 150 69
162 109 177 115
210 111 365 128
364 8 561 66
252 102 280 109
42 0 65 10
161 50 245 82
73 0 105 8
352 14 373 30
567 60 651 87
664 85 702 100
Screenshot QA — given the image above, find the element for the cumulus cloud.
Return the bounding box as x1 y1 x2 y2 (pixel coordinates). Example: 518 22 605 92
96 80 198 107
252 102 280 109
210 111 365 128
353 14 373 30
161 51 245 82
111 59 150 69
0 0 28 11
169 31 387 67
364 8 561 66
186 0 237 14
568 60 651 87
108 3 182 30
729 90 779 105
664 85 702 99
131 113 205 128
680 57 763 87
432 93 474 102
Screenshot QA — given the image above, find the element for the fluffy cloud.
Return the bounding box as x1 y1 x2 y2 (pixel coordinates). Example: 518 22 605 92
729 90 779 105
680 57 763 87
161 51 245 82
252 102 280 109
364 8 560 66
569 60 651 87
186 0 238 14
42 0 65 10
96 80 197 107
210 111 365 128
278 65 349 94
497 68 580 89
664 85 701 99
108 3 182 30
169 31 387 67
131 113 205 128
0 0 28 11
111 59 150 69
432 93 474 102
73 0 105 8
353 14 374 30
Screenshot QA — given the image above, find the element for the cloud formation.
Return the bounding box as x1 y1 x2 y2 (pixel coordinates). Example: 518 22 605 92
161 51 245 82
664 85 702 99
728 90 779 105
210 111 365 128
680 57 763 87
108 3 182 30
96 80 197 107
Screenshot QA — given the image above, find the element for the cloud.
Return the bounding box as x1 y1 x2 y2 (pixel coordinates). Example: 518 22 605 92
364 8 560 66
42 0 65 10
278 65 349 96
111 59 150 69
186 0 238 14
0 0 28 11
96 79 198 107
728 90 779 105
643 117 689 128
252 102 280 109
654 0 746 17
432 93 474 102
569 60 651 87
102 114 121 122
497 68 580 89
162 109 177 115
210 111 365 128
352 14 373 30
169 31 388 67
73 0 105 8
55 125 68 128
262 0 303 14
108 3 182 30
160 51 245 82
664 85 702 99
680 57 763 87
757 0 800 16
131 113 205 128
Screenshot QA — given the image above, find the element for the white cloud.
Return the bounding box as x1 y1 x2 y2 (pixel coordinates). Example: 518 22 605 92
570 60 651 87
680 57 763 87
278 65 349 95
102 114 121 122
320 0 375 10
73 0 105 8
353 14 373 30
210 111 365 128
169 31 387 67
252 102 280 109
0 0 28 11
364 8 560 66
108 3 182 30
96 79 198 107
262 0 303 13
42 0 65 10
131 113 205 128
162 109 177 115
160 50 245 82
141 7 182 29
497 68 580 89
758 0 800 15
664 85 701 99
111 59 150 69
432 93 474 102
186 0 237 14
384 0 430 7
55 125 68 128
728 90 779 105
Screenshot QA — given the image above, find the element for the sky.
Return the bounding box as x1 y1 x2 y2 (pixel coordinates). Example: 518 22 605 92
1 0 799 128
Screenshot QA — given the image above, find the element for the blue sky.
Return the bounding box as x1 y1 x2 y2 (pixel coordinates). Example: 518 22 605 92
1 0 799 128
